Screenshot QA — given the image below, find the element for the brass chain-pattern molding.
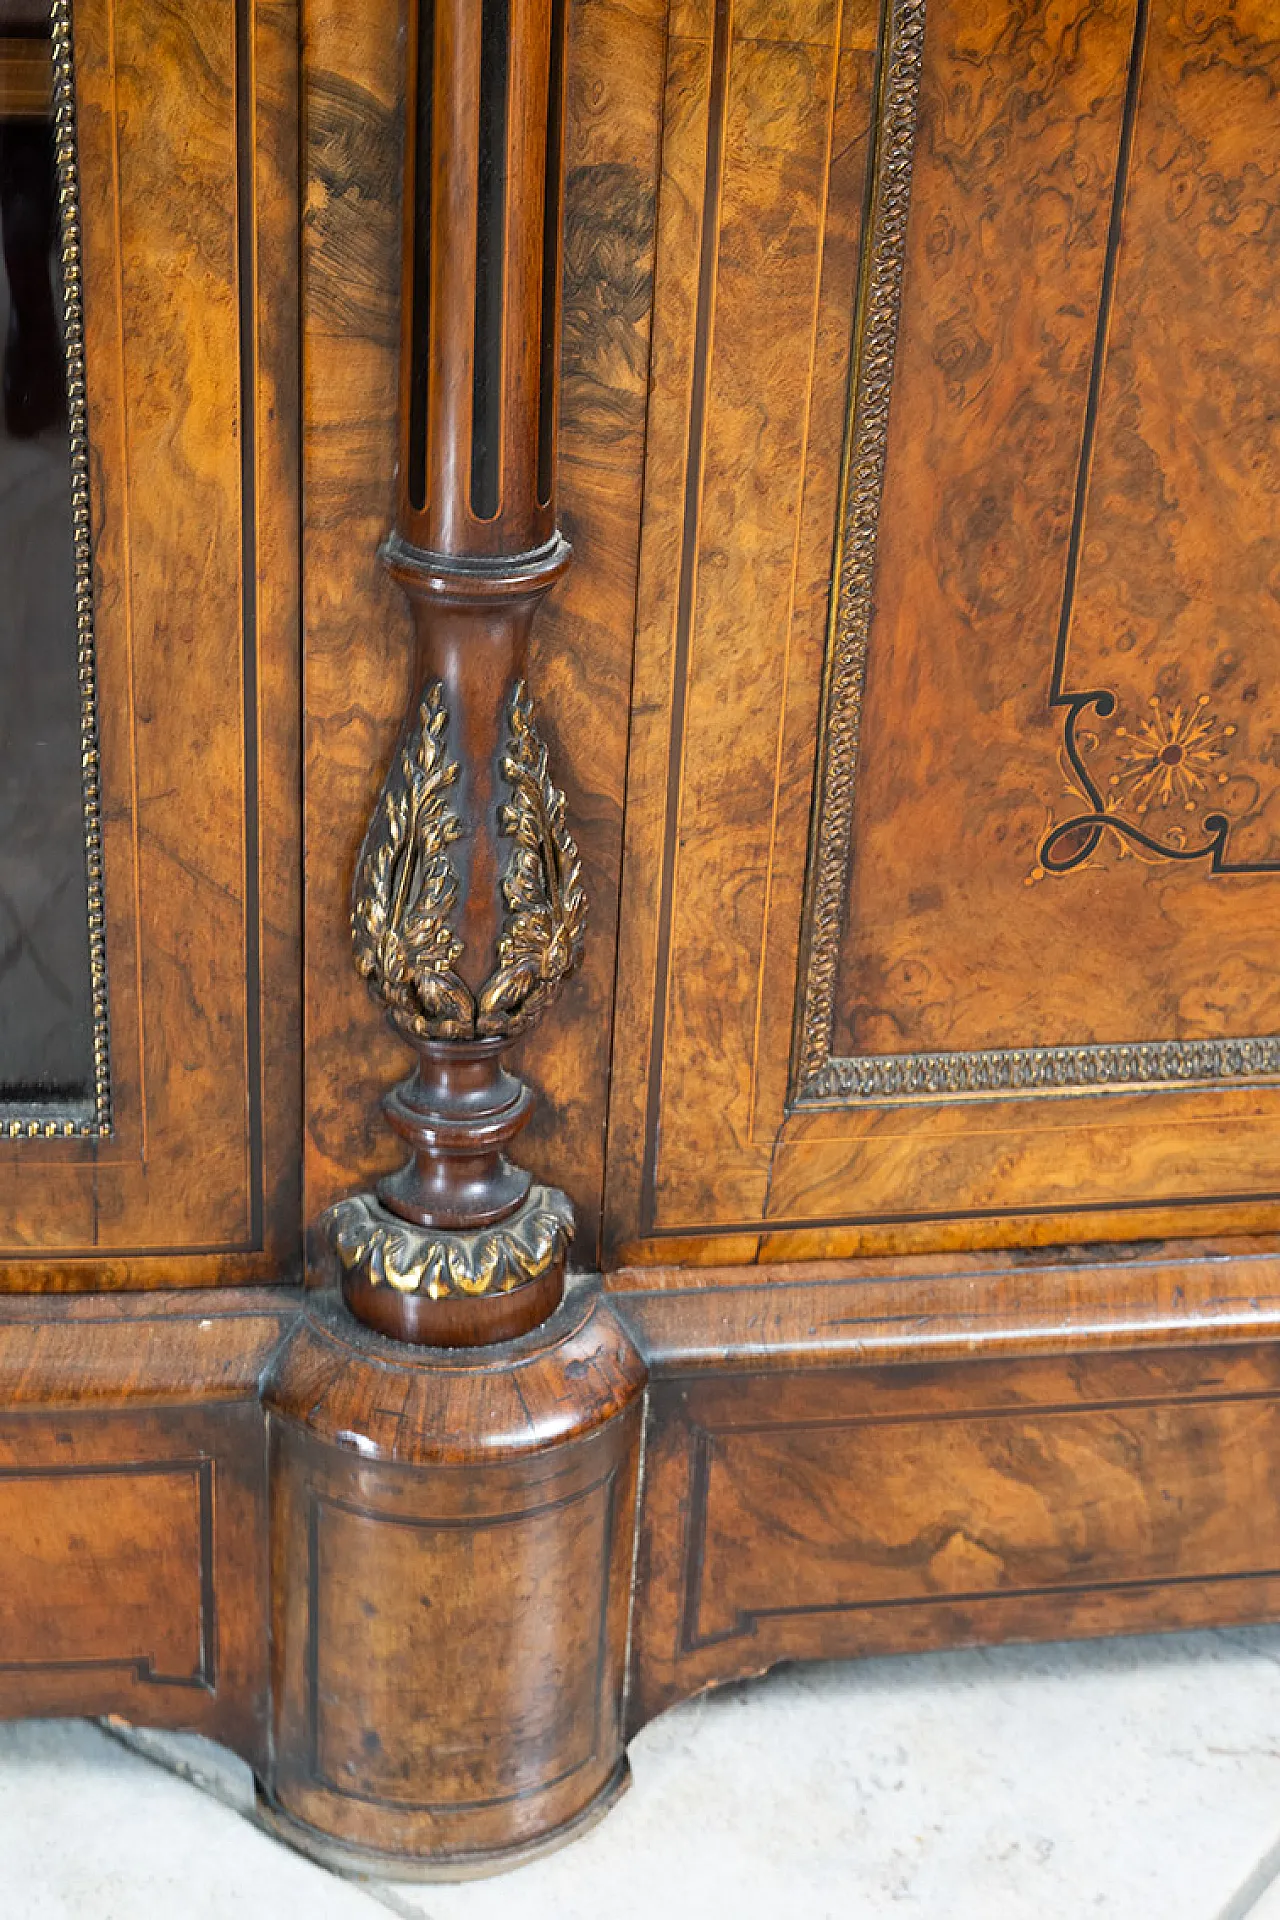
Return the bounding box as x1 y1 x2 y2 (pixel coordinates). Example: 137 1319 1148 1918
794 0 927 1091
324 1185 575 1297
804 1035 1280 1104
351 681 472 1043
479 680 588 1038
353 678 587 1045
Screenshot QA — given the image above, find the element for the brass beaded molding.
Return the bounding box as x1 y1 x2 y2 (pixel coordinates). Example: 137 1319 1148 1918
5 0 112 1140
794 0 926 1096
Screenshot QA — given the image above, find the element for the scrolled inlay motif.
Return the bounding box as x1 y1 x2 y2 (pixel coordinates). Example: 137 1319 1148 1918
325 1185 575 1298
1032 685 1278 881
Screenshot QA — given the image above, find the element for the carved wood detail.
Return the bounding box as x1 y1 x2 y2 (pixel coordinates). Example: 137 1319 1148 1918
318 0 584 1344
9 1265 1280 1868
264 1278 647 1869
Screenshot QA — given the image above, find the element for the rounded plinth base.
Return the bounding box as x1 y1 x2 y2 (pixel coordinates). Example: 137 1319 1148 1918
255 1757 630 1882
262 1277 647 1872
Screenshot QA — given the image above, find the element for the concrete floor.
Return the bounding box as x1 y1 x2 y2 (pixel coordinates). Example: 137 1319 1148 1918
6 1627 1280 1916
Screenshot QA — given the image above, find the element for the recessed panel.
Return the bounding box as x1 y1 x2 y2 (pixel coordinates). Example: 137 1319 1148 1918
804 0 1280 1099
0 0 300 1283
0 1461 208 1680
312 1483 612 1808
604 0 1280 1256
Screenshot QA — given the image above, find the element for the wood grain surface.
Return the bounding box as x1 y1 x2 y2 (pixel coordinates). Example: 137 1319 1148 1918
607 1234 1280 1366
266 1279 646 1865
603 0 881 1250
0 0 301 1284
9 1263 1280 1864
627 1331 1280 1728
832 0 1280 1060
602 0 1280 1264
8 0 1273 1292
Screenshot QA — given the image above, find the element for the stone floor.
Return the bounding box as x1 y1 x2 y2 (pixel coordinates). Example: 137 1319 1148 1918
6 1628 1280 1916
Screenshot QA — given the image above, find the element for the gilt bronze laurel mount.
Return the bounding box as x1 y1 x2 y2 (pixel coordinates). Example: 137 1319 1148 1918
350 679 586 1051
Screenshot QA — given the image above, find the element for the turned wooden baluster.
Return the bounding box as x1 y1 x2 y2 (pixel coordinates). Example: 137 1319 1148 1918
323 0 582 1346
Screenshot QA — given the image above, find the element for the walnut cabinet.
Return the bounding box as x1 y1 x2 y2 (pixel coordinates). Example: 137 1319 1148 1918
2 0 1280 1874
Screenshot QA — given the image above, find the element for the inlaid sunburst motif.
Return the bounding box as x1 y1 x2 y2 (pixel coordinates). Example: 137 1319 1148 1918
1110 695 1234 814
1032 680 1258 879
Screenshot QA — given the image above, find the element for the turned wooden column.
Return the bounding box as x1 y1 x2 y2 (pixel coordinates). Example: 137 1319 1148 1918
265 0 646 1874
322 0 581 1346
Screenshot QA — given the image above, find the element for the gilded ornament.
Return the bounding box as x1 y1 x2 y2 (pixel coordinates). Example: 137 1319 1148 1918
351 682 473 1042
479 680 588 1037
352 679 586 1046
12 0 113 1140
795 0 927 1089
324 1186 575 1298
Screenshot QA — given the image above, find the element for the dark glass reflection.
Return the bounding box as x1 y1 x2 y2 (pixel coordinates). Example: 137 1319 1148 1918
0 8 94 1111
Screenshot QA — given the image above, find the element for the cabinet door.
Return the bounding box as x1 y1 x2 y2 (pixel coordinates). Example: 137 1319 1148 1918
0 0 299 1286
604 0 1280 1263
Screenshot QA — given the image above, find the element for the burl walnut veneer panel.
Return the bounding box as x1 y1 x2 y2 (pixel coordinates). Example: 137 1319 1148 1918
0 0 301 1284
266 1283 645 1863
309 1482 614 1808
605 0 1280 1265
0 1464 211 1681
604 0 882 1260
823 0 1280 1065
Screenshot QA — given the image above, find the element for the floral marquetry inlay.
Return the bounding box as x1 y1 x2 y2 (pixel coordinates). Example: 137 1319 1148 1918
1030 688 1255 883
1113 698 1235 817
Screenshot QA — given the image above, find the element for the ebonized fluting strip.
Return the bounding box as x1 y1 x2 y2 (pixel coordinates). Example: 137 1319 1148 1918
536 0 567 507
471 0 510 519
408 0 436 513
